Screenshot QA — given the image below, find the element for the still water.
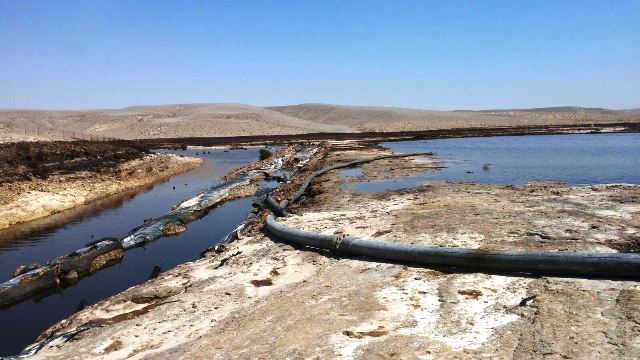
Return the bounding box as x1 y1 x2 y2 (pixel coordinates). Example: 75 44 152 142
345 133 640 192
0 147 265 355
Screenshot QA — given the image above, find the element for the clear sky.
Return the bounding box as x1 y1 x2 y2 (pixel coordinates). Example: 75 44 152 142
1 0 638 110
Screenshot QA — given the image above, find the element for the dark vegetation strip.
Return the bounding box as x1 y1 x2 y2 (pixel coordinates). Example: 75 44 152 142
0 141 151 183
138 122 640 149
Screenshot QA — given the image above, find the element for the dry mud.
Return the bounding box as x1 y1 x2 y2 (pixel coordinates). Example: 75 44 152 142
0 154 202 230
29 143 639 359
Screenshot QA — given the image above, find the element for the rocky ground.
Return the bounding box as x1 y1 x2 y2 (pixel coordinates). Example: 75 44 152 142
0 141 202 229
27 142 640 359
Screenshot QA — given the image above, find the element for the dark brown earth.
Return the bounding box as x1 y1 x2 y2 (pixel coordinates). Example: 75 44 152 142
139 122 640 149
0 147 201 229
0 141 150 183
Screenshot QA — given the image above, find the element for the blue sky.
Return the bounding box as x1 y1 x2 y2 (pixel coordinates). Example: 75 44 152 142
1 1 638 110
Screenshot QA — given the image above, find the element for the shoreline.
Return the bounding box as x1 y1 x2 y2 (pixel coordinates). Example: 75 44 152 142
0 154 202 230
25 140 640 359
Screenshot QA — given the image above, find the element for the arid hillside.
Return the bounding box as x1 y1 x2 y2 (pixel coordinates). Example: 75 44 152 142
268 104 640 132
1 103 638 142
0 104 354 142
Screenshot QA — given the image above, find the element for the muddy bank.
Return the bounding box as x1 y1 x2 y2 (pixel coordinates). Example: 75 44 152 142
25 142 640 359
0 151 202 230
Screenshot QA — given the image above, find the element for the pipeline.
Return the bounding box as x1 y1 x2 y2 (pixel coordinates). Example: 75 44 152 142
0 239 123 308
199 147 323 256
279 152 432 208
121 171 256 249
266 215 640 279
0 145 326 358
0 146 319 309
264 151 640 280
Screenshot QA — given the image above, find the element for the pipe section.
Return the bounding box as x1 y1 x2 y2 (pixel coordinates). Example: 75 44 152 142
266 215 640 279
280 152 431 208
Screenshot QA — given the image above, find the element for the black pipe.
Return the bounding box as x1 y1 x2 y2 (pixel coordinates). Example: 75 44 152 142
280 152 431 208
266 215 640 279
265 195 289 217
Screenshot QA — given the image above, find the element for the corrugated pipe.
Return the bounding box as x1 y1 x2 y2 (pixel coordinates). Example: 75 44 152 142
266 215 640 279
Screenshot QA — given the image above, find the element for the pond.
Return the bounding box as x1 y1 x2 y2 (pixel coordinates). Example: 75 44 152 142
0 147 267 355
344 133 640 192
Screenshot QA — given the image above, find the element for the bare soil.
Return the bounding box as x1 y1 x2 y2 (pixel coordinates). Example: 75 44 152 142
0 142 202 229
269 103 640 132
29 142 640 359
1 103 638 141
0 141 150 183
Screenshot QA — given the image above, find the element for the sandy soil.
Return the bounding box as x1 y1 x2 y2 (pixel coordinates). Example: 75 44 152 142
269 104 640 132
0 154 202 230
29 143 640 359
1 103 637 141
0 104 353 141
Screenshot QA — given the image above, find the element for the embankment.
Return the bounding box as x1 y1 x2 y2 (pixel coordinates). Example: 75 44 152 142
0 141 202 230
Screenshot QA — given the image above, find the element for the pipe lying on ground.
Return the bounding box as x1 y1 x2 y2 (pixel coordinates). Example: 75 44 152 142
0 147 320 310
265 215 640 279
265 195 289 217
122 146 320 249
266 151 640 280
200 147 323 257
279 152 432 208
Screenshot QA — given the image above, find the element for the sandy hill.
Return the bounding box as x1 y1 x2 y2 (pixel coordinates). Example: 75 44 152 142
267 104 639 132
0 104 353 142
0 103 638 142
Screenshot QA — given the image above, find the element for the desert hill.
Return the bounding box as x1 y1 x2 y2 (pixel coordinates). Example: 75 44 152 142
1 103 637 142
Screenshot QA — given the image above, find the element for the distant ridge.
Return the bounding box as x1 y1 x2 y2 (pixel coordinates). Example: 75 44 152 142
453 106 616 113
1 103 638 142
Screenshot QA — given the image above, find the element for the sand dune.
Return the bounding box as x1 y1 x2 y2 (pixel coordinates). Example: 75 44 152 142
0 103 637 141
